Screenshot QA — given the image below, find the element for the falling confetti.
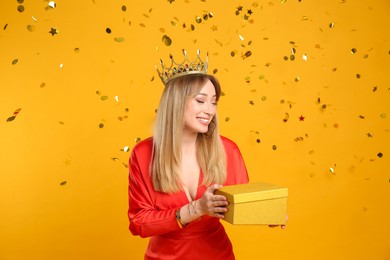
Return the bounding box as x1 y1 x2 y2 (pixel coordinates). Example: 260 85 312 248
12 59 18 65
377 152 383 158
60 181 67 186
114 37 125 42
6 108 22 122
162 35 172 46
27 25 36 32
17 5 25 12
299 115 305 121
49 27 59 36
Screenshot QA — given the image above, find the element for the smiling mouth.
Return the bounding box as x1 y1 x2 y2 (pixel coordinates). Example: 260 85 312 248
197 117 210 124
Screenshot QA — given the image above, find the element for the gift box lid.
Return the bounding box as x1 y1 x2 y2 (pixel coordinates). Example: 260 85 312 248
217 182 288 204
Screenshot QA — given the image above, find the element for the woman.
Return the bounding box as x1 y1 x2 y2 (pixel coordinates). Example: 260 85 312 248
128 52 249 259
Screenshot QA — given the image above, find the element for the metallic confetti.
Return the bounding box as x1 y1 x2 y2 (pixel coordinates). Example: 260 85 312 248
121 5 127 11
272 145 277 150
302 54 308 61
106 28 112 34
27 25 36 32
294 76 300 82
74 47 80 53
12 59 18 65
377 152 383 158
100 95 108 101
283 112 289 123
40 82 46 88
162 35 172 46
135 137 141 143
17 5 25 12
99 123 104 128
114 37 125 42
351 48 357 54
6 108 22 122
60 181 67 186
47 1 56 9
329 22 335 28
17 0 24 3
49 27 59 36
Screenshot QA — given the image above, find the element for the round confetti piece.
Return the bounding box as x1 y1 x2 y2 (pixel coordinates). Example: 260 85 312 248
121 5 127 11
290 55 295 61
356 74 361 79
60 181 67 186
17 0 24 3
294 76 300 82
351 48 357 54
106 28 112 34
12 59 18 65
17 5 25 12
40 82 46 88
283 56 288 61
74 47 80 53
99 123 104 128
27 25 35 32
162 35 172 46
100 96 108 101
377 152 383 158
195 17 202 23
225 117 230 122
272 145 277 150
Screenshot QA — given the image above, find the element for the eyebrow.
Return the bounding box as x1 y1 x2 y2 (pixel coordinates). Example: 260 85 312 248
196 93 217 97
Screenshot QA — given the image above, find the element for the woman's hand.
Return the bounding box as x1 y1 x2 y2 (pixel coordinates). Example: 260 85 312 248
196 184 228 219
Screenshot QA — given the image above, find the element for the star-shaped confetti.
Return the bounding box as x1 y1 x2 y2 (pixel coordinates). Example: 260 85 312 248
49 27 59 36
299 115 305 121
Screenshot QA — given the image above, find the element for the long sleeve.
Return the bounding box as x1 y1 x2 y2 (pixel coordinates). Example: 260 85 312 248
221 136 249 185
128 139 182 238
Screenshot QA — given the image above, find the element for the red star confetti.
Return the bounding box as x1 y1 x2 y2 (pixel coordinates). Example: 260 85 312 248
299 115 305 121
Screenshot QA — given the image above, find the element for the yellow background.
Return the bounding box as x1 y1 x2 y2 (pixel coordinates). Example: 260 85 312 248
1 0 389 259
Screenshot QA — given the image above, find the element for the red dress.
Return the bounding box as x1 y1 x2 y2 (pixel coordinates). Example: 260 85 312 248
128 136 249 260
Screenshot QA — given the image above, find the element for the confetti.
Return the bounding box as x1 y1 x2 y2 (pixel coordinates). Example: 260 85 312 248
162 35 172 46
114 37 125 42
351 48 357 54
6 108 22 122
106 28 112 34
17 5 25 12
40 82 46 88
27 25 36 32
49 27 59 36
377 152 383 158
329 22 335 28
272 145 277 150
12 59 18 65
60 181 67 186
121 5 127 11
302 54 308 61
299 115 305 121
47 1 56 9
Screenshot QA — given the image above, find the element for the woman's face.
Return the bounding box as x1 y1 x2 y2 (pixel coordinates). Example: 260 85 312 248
183 79 217 135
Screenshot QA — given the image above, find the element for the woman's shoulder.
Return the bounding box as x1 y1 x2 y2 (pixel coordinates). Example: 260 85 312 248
220 135 239 150
132 137 153 154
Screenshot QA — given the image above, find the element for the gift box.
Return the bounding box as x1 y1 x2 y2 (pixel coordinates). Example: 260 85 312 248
215 182 288 225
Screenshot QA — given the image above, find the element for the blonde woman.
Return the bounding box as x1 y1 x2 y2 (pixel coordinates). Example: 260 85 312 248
128 53 248 259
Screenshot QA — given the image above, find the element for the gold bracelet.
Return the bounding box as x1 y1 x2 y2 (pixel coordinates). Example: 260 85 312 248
175 209 186 228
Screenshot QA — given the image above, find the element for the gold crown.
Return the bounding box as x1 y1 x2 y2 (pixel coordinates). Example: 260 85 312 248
156 49 208 85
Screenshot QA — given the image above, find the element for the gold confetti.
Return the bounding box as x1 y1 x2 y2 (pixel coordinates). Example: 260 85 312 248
135 137 141 143
27 25 36 32
12 59 18 65
49 27 59 36
40 82 46 88
329 22 335 28
114 37 125 42
351 48 357 54
121 5 127 11
100 96 108 101
377 152 383 158
302 54 308 61
106 28 112 34
17 5 25 12
60 181 67 186
99 123 104 128
272 145 277 150
225 117 230 122
74 47 80 53
162 35 172 46
294 76 300 82
6 108 22 122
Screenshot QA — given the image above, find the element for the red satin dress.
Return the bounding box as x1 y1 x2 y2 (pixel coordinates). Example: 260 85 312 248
128 136 249 260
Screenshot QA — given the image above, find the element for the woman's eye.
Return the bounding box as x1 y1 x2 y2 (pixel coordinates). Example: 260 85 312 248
196 99 204 104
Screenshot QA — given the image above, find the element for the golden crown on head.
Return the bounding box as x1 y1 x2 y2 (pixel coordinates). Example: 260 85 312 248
156 49 208 85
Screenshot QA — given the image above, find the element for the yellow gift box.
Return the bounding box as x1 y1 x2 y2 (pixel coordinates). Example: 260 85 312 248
215 182 288 225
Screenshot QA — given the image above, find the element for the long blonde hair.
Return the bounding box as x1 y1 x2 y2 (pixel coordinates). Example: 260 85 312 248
152 74 227 193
